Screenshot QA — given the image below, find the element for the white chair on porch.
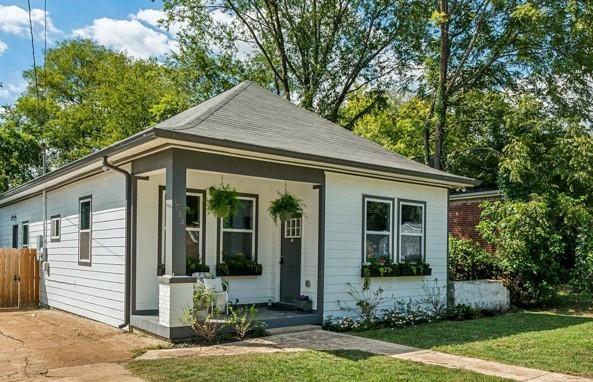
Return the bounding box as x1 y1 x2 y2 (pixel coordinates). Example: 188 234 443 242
198 278 229 315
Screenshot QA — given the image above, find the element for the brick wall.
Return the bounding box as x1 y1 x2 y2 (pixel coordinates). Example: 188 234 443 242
448 198 496 253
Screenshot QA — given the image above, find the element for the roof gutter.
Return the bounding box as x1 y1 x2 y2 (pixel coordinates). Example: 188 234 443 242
101 157 132 330
0 129 156 204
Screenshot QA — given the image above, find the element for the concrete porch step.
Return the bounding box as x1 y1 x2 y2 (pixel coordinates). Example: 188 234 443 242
267 324 322 336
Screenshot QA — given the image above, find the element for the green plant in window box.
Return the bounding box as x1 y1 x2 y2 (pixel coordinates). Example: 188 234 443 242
186 257 210 275
207 184 240 218
216 252 263 276
361 256 400 277
399 260 432 276
268 191 304 223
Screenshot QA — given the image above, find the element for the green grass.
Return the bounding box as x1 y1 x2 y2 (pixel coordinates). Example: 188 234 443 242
127 350 507 382
358 312 593 377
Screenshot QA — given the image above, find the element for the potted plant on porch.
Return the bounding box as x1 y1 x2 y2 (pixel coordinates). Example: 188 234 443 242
207 183 240 219
268 191 304 223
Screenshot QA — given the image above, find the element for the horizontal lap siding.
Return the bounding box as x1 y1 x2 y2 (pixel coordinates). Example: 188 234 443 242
0 171 126 327
323 172 448 318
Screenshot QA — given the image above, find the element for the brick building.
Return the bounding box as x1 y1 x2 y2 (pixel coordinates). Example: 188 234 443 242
448 190 502 253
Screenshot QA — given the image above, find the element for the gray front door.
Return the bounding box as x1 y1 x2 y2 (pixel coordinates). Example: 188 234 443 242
280 218 302 303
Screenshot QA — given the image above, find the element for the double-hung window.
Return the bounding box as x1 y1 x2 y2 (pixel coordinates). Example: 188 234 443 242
221 196 256 261
363 197 393 262
50 215 61 241
185 192 203 262
398 201 425 262
22 221 29 248
79 197 92 264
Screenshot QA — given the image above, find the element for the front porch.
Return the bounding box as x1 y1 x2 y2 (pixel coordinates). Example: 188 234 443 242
130 307 321 340
129 148 325 339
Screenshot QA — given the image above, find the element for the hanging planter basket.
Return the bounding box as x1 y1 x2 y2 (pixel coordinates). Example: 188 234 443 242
268 191 304 224
207 184 239 219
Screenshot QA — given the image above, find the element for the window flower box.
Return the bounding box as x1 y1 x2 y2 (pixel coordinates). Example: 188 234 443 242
216 254 262 276
361 257 431 277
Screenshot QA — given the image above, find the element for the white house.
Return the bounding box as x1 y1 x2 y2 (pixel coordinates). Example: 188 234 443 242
0 82 477 339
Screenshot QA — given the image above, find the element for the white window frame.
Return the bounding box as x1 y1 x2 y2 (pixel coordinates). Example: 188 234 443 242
220 196 256 262
78 197 92 265
363 197 393 262
185 191 203 257
21 221 29 248
398 201 425 262
284 217 302 239
50 215 61 241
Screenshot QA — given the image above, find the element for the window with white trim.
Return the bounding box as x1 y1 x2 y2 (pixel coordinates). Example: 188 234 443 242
22 221 29 248
50 215 61 241
79 197 92 264
363 197 392 262
185 192 203 261
399 201 425 262
284 217 302 239
221 197 256 261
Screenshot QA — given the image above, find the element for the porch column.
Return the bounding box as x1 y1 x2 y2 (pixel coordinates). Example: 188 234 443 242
164 160 187 276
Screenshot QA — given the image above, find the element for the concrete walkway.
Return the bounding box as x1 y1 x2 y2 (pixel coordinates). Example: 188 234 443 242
139 328 592 382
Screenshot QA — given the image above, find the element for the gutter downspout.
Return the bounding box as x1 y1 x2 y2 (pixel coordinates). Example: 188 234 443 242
102 157 132 330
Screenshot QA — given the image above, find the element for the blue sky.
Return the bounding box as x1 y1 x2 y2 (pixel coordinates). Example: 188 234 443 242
0 0 176 104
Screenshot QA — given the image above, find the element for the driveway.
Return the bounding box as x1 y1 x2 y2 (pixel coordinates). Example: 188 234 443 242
0 309 164 381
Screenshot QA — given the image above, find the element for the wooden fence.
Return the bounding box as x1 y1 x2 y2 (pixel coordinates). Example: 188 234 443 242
0 249 39 309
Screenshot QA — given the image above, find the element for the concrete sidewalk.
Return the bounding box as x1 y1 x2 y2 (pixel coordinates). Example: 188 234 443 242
139 328 592 382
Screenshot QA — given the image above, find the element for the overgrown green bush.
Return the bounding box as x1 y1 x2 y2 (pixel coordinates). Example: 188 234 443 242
448 236 501 281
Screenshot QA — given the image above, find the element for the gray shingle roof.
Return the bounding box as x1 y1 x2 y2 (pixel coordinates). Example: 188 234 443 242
155 81 477 186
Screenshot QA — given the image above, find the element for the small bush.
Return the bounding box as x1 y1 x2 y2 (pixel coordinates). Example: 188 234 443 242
227 305 266 340
449 236 501 281
181 286 226 344
337 275 385 329
443 304 481 321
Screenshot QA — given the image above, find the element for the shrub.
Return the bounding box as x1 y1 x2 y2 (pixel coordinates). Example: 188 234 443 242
448 236 501 281
337 275 385 329
227 305 266 340
322 316 363 332
181 286 227 344
443 304 481 321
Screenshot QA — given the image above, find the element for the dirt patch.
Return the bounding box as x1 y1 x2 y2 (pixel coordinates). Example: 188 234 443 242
0 309 165 380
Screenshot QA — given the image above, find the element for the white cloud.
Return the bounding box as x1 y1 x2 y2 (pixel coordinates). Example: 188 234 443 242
0 80 26 102
132 9 165 28
73 17 176 59
0 39 7 55
0 5 60 38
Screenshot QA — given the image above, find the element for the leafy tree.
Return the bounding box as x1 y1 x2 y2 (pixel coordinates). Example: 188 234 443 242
426 0 593 169
162 0 429 123
14 39 188 168
0 106 42 191
478 97 593 304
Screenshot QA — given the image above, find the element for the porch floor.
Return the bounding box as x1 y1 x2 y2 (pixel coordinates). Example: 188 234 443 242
131 307 321 341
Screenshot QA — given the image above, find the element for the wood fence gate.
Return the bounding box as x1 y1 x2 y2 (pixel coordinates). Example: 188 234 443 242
0 249 39 309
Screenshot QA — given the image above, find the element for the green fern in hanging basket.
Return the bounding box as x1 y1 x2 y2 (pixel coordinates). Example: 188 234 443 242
207 184 240 218
268 191 304 224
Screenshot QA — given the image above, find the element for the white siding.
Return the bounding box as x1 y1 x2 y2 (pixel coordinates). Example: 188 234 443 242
135 170 319 310
323 172 448 318
0 170 127 326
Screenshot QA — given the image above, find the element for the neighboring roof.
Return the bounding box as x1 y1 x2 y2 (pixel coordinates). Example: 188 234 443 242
449 189 503 201
0 81 478 203
153 81 478 186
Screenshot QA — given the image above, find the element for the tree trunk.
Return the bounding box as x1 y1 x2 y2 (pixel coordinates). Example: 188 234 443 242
433 0 449 171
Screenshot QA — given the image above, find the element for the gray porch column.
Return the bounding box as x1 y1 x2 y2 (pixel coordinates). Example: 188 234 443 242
164 160 187 276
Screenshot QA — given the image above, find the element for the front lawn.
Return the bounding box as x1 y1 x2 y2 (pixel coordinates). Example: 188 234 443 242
358 311 593 377
128 350 507 382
